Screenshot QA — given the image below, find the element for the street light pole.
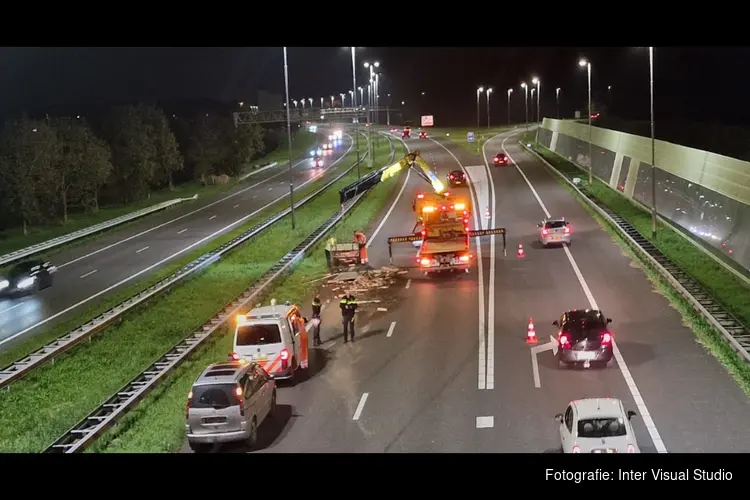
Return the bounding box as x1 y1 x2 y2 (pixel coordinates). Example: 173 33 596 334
282 47 295 229
320 97 324 108
350 47 360 171
507 88 513 124
579 59 593 184
532 77 540 143
649 46 657 238
340 93 346 108
520 82 528 135
486 88 493 128
556 88 561 119
476 86 484 129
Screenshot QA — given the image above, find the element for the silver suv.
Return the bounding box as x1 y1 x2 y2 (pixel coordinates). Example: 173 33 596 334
185 360 276 453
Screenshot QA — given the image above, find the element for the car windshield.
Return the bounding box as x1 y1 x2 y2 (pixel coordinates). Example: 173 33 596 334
9 263 36 277
578 417 627 438
496 154 505 158
191 384 239 409
236 323 282 346
563 310 607 341
545 220 567 229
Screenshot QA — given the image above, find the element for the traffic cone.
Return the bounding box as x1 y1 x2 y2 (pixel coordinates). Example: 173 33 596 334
526 317 538 344
517 243 525 258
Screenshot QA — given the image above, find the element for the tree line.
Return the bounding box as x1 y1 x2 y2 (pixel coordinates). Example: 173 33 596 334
0 104 270 233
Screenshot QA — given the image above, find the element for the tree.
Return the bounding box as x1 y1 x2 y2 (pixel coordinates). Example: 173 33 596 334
52 119 114 219
0 118 60 234
102 105 157 202
139 105 183 190
185 114 228 183
224 122 265 177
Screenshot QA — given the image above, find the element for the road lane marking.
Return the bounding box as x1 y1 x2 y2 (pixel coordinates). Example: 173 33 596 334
476 416 494 428
352 393 369 420
79 269 98 279
252 195 257 199
209 215 217 220
268 187 273 191
530 335 559 388
501 138 668 454
0 141 356 348
233 204 239 208
430 140 487 390
386 321 396 338
0 302 24 314
136 246 150 253
405 278 411 289
325 341 336 350
177 229 187 234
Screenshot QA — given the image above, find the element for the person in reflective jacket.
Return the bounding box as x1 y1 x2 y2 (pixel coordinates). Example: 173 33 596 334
340 292 358 343
324 236 336 270
311 295 322 346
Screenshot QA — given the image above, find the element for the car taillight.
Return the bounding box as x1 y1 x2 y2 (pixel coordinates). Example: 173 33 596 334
421 230 426 236
494 158 499 162
564 226 570 234
459 255 470 262
420 258 431 266
449 174 454 179
417 193 424 199
235 385 245 415
627 444 635 453
602 332 612 344
559 334 570 347
542 228 549 235
230 352 240 361
280 348 290 360
572 445 581 453
186 391 192 419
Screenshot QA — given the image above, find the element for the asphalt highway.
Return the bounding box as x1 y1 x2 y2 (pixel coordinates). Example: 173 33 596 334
0 132 356 350
190 127 750 454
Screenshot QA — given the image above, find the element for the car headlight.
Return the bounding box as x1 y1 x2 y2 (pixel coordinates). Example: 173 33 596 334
0 279 8 290
18 276 36 289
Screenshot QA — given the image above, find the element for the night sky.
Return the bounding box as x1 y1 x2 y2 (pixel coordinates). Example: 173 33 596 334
0 47 746 127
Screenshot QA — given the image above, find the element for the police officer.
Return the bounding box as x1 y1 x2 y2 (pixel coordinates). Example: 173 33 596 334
311 295 322 346
324 236 336 270
340 291 357 343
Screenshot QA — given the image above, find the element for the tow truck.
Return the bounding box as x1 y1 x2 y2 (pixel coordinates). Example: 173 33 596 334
413 191 472 232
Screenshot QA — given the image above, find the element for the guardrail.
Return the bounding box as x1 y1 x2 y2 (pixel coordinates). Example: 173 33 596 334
44 164 384 453
0 148 372 391
238 161 278 181
520 142 750 365
0 197 197 267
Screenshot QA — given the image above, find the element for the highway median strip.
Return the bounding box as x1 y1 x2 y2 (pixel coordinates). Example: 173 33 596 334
88 138 406 453
0 136 390 453
522 137 750 396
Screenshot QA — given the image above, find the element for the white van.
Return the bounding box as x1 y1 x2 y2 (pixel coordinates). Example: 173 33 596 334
231 302 310 381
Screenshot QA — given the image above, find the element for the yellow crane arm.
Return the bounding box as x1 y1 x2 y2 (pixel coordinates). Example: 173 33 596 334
379 150 445 194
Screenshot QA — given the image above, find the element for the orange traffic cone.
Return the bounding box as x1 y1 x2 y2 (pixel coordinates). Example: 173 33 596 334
517 243 525 258
526 317 537 344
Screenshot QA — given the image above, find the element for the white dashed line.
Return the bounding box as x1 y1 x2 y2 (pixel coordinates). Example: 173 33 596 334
136 246 150 253
501 137 668 454
209 215 217 220
325 341 336 350
268 187 273 191
79 269 98 279
405 278 412 289
253 195 257 199
233 204 239 208
177 229 187 234
352 393 369 420
386 321 396 338
476 416 494 428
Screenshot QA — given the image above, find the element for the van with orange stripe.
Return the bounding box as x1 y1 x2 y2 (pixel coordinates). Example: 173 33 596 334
231 301 309 382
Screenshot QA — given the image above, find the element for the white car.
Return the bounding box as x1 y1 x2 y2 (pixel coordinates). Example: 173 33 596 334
555 398 640 453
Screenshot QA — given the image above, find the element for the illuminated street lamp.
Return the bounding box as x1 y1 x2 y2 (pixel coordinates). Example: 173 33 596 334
300 98 306 109
556 87 561 119
648 47 656 237
308 98 313 107
578 58 593 184
520 82 528 134
358 87 364 107
476 86 484 129
486 88 493 128
532 76 541 142
282 47 295 229
507 88 513 124
340 93 346 107
293 100 298 109
320 97 324 108
349 90 354 106
330 95 335 107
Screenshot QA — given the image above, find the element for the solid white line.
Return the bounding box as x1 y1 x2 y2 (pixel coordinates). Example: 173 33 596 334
502 139 668 454
268 187 273 191
0 302 24 314
79 269 98 279
177 229 187 235
429 139 486 390
136 246 150 253
55 154 318 270
352 393 369 420
405 278 411 289
0 141 357 348
366 136 411 249
386 321 396 338
531 349 541 388
476 416 494 428
233 204 239 208
325 341 336 350
252 196 257 199
209 215 217 220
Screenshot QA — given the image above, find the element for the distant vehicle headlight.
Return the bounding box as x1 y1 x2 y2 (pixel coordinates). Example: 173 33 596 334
17 276 36 289
0 279 9 290
309 150 315 156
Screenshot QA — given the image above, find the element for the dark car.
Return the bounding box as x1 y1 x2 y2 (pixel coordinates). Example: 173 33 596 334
493 153 509 166
447 170 466 187
419 131 428 139
311 155 324 168
554 309 613 369
0 259 56 296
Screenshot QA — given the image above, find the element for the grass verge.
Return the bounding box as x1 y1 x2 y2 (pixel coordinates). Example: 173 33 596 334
0 137 388 453
0 131 319 257
523 137 750 397
88 139 407 453
0 136 363 369
435 126 518 157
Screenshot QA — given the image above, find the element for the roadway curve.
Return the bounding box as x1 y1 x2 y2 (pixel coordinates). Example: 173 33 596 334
0 132 356 350
184 128 750 453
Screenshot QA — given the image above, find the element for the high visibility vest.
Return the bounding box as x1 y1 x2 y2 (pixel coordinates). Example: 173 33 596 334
325 237 336 251
354 232 367 245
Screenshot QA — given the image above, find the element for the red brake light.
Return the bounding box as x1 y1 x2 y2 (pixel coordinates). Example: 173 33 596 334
420 258 431 266
572 445 581 453
230 352 240 361
559 334 570 347
441 205 446 211
627 444 635 453
602 332 612 344
421 230 426 236
280 348 290 361
564 226 570 234
186 390 193 419
449 174 454 179
542 228 549 235
459 254 470 262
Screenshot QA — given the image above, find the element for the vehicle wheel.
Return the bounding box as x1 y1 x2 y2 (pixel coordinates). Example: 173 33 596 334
566 241 572 247
557 359 568 370
189 441 212 453
246 418 258 449
465 268 470 273
270 390 277 416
